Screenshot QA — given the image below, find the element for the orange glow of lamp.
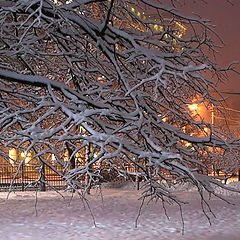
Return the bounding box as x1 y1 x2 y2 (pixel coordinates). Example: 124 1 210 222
9 148 17 165
97 76 106 84
188 104 198 112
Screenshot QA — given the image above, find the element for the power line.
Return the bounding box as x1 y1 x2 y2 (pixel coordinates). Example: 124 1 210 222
214 116 240 124
221 91 240 95
218 106 240 114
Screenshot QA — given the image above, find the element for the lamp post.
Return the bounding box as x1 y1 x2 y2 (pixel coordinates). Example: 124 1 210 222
211 104 214 125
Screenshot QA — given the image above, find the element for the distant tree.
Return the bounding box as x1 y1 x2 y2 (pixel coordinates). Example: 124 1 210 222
0 0 239 215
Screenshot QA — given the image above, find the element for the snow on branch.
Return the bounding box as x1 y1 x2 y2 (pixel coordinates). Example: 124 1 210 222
0 0 239 213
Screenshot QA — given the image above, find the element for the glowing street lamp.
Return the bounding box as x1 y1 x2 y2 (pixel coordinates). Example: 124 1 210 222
188 104 198 112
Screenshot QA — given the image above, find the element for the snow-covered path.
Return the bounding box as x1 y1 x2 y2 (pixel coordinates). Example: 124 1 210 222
0 186 240 240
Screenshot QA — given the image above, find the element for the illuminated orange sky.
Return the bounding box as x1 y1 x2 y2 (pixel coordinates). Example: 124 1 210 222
179 0 240 109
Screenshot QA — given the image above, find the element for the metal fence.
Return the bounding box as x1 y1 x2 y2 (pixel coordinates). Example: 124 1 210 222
0 162 67 192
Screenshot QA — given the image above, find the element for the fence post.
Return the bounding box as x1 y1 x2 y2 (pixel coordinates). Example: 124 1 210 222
135 166 140 191
85 143 92 194
21 162 24 191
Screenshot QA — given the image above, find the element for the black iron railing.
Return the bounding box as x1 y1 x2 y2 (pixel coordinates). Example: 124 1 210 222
0 162 67 191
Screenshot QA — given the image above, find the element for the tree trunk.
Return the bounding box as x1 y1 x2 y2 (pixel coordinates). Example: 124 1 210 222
40 162 46 191
66 142 76 191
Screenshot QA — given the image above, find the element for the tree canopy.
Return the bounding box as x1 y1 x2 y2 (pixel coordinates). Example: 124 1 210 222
0 0 239 210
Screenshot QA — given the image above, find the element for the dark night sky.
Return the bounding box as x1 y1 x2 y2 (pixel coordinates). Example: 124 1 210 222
179 0 240 109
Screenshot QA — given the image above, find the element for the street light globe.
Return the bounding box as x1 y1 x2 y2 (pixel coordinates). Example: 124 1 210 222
189 104 198 111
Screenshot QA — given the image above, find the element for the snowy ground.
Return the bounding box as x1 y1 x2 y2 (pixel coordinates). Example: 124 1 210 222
0 182 240 240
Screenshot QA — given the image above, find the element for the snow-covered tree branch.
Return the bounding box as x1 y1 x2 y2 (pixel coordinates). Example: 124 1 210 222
0 0 239 207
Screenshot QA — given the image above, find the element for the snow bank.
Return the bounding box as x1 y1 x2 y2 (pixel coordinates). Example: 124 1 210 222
212 181 240 197
102 179 240 199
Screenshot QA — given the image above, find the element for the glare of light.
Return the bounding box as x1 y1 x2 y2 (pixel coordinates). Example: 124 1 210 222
64 149 69 162
25 152 31 165
20 151 31 165
188 104 198 111
21 152 25 158
9 149 17 159
162 117 167 122
97 75 106 84
157 114 167 122
51 154 56 161
9 148 17 165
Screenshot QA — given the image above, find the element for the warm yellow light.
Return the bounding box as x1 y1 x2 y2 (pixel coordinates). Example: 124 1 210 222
21 151 31 165
51 154 56 161
64 149 69 162
21 152 25 158
97 75 106 84
9 148 17 165
188 104 198 111
204 127 210 136
162 117 167 122
25 152 31 165
157 114 167 122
